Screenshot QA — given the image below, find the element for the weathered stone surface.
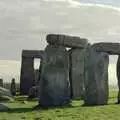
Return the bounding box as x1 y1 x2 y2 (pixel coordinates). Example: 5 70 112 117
28 86 40 100
117 56 120 103
10 78 16 96
22 50 44 59
0 103 9 111
69 48 85 99
84 46 109 105
39 45 70 107
93 42 120 55
33 69 40 86
0 79 3 87
46 34 88 48
20 57 34 95
20 50 44 95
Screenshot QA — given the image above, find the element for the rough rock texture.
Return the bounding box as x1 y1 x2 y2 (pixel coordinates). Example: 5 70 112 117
39 45 70 107
22 50 44 58
33 69 40 86
117 56 120 103
28 86 40 100
69 48 85 99
0 103 9 111
20 57 34 95
93 42 120 55
46 34 88 48
10 78 16 96
0 79 3 87
20 50 44 95
84 46 109 106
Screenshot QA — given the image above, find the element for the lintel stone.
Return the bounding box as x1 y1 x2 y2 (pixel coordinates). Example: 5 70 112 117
93 42 120 55
46 34 88 48
22 50 44 59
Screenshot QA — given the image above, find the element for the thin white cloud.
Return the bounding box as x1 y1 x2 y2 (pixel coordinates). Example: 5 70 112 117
67 0 120 13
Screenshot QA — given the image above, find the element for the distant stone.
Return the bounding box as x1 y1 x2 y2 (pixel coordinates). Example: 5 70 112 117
39 45 70 107
20 56 34 95
0 103 9 111
34 69 40 86
28 86 39 100
84 45 109 105
69 48 85 99
93 42 120 55
10 78 16 96
20 50 44 95
46 34 88 48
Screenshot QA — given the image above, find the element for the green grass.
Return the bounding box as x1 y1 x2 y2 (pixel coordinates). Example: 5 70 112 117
0 89 120 120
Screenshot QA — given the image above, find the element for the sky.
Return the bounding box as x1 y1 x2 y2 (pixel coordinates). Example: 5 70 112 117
0 0 120 85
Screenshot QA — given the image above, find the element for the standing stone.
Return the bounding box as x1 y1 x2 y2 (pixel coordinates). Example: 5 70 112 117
28 86 40 100
117 56 120 104
69 48 85 99
20 50 44 95
0 79 3 87
34 69 40 86
10 78 16 96
84 46 109 105
20 57 34 95
39 45 70 107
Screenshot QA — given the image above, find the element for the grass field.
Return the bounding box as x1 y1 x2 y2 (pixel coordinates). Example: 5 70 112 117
0 89 120 120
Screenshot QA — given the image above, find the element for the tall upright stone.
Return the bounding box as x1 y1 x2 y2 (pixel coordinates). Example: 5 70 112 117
10 78 16 96
117 56 120 103
93 42 120 104
20 57 34 95
20 50 44 95
39 45 70 107
34 69 40 86
84 45 109 105
69 48 85 99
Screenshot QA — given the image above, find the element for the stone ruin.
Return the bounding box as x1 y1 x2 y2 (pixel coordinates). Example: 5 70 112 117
20 50 44 94
46 34 88 101
20 34 120 107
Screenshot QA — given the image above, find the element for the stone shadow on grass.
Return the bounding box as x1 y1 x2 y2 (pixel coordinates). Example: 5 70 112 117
33 103 81 111
6 107 34 113
14 96 28 101
2 104 78 113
